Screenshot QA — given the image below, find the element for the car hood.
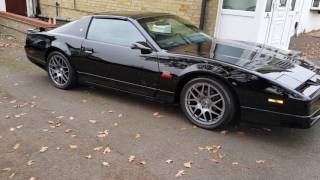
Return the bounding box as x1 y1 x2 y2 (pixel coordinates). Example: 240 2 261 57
168 39 317 90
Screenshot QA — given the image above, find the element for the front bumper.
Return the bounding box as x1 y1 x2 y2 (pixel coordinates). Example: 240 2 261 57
241 106 320 129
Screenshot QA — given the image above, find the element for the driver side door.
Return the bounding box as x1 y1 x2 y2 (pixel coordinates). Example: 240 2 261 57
78 18 160 97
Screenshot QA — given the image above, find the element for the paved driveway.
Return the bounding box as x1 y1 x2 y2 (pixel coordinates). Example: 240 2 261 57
0 34 320 180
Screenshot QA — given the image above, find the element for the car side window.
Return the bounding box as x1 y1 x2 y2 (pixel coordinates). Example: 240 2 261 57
87 18 146 46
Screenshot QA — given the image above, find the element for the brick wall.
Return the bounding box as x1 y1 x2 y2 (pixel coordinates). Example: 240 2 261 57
39 0 218 35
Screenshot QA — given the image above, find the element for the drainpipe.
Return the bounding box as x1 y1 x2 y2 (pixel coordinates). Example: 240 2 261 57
55 2 60 17
35 0 41 17
199 0 208 30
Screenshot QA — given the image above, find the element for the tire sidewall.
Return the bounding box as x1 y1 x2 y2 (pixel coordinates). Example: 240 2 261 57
180 77 236 129
46 51 76 89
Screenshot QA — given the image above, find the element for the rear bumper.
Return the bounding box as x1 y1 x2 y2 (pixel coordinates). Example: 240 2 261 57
241 107 320 129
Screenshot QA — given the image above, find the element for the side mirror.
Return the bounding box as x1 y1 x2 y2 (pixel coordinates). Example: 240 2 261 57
131 42 153 54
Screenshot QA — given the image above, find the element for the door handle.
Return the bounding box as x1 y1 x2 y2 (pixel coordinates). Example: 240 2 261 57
82 47 94 54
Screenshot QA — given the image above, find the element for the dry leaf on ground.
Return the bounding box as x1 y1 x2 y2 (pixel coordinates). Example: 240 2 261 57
13 143 20 150
175 170 185 178
256 160 265 164
2 167 11 172
166 159 173 164
232 162 239 165
85 154 92 159
102 162 110 167
183 161 192 168
89 120 97 124
27 160 35 166
128 155 135 162
94 146 103 151
69 145 78 149
39 146 48 153
135 134 141 139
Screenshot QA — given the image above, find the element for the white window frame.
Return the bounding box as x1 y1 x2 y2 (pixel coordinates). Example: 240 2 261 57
311 0 320 10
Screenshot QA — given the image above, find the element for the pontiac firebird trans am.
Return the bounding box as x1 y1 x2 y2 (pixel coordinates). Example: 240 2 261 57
25 12 320 129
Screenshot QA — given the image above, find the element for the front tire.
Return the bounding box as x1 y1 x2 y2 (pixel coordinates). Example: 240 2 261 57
180 77 237 129
47 51 77 89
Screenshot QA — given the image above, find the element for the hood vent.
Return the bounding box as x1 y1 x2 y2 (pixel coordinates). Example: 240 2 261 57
269 58 294 70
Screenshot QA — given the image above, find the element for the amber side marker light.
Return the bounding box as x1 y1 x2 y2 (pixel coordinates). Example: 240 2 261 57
268 98 284 105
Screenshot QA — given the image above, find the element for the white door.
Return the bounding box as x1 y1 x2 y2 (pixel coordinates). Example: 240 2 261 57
267 0 289 48
267 0 298 49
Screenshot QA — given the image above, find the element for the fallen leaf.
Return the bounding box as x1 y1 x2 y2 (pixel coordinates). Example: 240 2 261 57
103 147 111 154
108 110 114 113
175 170 185 178
85 154 92 159
16 125 23 129
218 152 225 159
69 145 78 149
13 143 20 150
153 112 160 116
9 173 15 179
2 167 11 172
166 159 173 164
232 162 239 165
256 160 265 164
183 161 192 168
220 130 228 135
71 134 77 138
102 162 110 167
89 120 97 124
65 129 72 133
94 146 103 151
48 121 55 124
128 155 135 162
29 177 36 180
27 160 35 166
135 134 141 139
139 161 146 165
39 146 48 153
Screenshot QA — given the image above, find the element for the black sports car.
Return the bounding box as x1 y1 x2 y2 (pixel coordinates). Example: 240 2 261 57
25 12 320 129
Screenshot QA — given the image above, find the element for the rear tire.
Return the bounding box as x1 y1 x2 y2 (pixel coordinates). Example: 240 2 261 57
46 51 77 89
180 77 237 129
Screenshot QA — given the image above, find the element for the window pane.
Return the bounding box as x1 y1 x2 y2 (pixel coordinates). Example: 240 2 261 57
223 0 257 11
280 0 287 7
291 0 296 10
265 0 273 12
87 19 145 46
313 0 320 7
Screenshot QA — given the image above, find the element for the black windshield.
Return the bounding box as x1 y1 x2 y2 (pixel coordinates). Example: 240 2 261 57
139 15 211 50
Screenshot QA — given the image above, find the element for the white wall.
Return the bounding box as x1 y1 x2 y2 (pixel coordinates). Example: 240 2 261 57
298 0 320 33
0 0 6 11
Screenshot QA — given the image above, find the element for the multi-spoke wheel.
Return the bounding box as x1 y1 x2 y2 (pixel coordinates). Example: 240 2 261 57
47 51 77 89
180 77 237 129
